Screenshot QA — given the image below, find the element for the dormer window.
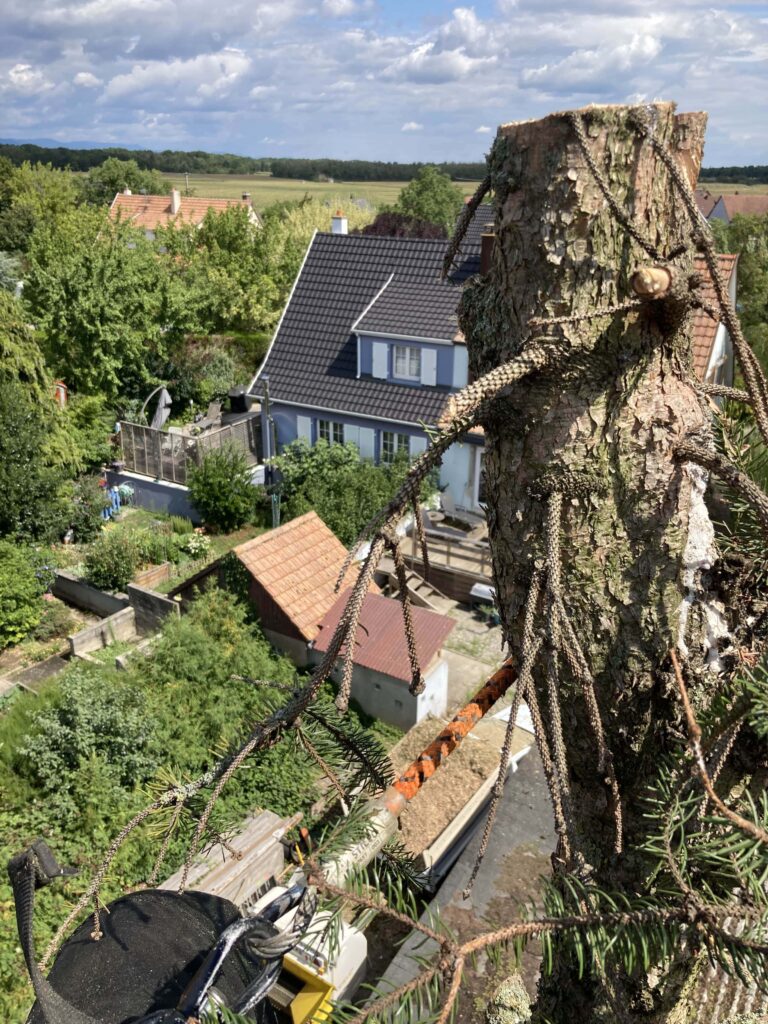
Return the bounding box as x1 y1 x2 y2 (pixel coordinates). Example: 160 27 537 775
393 345 421 382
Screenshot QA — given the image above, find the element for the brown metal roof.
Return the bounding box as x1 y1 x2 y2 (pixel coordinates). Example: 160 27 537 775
313 587 455 681
233 512 373 642
691 254 738 381
110 191 253 230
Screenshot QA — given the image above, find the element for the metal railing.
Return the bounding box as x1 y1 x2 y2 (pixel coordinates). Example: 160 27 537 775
119 417 261 485
411 525 492 578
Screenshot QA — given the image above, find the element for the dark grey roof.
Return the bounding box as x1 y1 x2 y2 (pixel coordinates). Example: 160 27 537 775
354 274 466 341
460 203 495 252
257 228 481 427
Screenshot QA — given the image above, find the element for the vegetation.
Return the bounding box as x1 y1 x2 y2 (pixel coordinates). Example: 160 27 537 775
392 164 464 234
274 439 414 545
188 444 264 532
710 213 768 370
82 157 167 205
84 530 141 591
0 542 47 648
0 587 395 1021
358 209 447 239
699 165 768 184
0 143 487 182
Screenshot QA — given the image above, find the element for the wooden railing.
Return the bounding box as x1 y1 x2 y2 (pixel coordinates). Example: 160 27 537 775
410 526 492 578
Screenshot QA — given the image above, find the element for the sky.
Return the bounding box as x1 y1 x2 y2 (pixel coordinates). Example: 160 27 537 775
1 0 767 166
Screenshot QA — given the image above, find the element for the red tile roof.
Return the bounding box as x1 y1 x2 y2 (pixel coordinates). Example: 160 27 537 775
691 254 738 380
313 587 455 681
233 512 375 642
694 189 718 218
110 191 253 230
715 193 768 220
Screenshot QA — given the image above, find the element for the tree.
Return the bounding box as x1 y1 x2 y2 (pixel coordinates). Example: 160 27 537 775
357 210 446 239
23 206 172 398
0 542 46 648
0 161 79 253
0 380 67 541
0 290 49 400
83 157 167 206
188 443 261 532
393 165 464 233
274 439 412 545
710 213 768 370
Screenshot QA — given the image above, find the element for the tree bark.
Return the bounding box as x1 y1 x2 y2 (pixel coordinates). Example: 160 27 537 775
458 103 729 1021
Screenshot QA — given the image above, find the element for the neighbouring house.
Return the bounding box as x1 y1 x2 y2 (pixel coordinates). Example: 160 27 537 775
109 188 262 240
708 193 768 224
311 588 454 730
232 510 455 726
251 206 492 513
695 189 719 219
692 254 738 385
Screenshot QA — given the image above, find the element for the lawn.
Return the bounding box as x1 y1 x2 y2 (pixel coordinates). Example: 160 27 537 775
699 181 768 193
160 172 482 211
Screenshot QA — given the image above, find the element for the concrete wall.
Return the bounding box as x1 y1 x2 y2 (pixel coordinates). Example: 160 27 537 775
309 650 448 730
105 470 201 523
69 607 136 656
168 561 222 606
133 562 172 589
126 583 180 633
52 571 129 617
263 628 310 667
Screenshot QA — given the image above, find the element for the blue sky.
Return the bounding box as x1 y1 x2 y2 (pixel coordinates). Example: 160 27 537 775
1 0 767 165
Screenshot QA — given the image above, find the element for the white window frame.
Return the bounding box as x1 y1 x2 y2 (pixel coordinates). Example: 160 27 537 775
318 419 343 444
381 430 410 464
393 344 421 382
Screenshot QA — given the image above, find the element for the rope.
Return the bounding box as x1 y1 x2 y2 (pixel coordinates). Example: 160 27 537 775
336 535 387 713
385 531 425 695
676 440 768 537
528 300 643 330
411 494 430 579
442 173 492 279
568 112 662 262
697 382 751 405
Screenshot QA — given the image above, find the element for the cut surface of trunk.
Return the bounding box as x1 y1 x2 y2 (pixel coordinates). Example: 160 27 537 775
458 103 729 1021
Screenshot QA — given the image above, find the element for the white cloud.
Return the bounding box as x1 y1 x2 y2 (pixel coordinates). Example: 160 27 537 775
321 0 357 15
74 71 102 87
401 121 423 132
104 48 250 101
475 125 492 134
249 84 277 98
522 33 662 92
5 63 53 94
383 42 495 84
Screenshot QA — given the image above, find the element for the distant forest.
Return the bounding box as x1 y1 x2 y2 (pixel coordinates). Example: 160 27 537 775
699 166 768 184
0 143 486 181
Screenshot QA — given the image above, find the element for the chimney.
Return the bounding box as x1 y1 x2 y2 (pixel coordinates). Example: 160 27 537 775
480 224 495 275
331 209 348 235
170 188 181 215
241 191 251 206
123 188 132 195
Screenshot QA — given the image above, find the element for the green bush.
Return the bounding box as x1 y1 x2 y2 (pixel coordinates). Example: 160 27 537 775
84 531 139 591
31 598 76 642
188 443 260 532
0 542 45 648
169 515 194 535
68 476 108 542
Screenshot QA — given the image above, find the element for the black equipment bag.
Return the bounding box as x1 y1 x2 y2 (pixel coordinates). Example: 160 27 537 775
8 840 304 1024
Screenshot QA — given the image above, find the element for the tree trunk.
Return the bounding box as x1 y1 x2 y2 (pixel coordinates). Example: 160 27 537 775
459 103 729 1021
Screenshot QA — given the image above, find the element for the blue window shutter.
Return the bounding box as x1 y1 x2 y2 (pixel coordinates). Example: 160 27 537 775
410 435 427 458
359 427 375 460
296 415 312 442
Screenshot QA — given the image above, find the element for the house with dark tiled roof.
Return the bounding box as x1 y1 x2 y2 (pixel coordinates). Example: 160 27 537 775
692 254 738 385
251 206 493 512
232 510 455 726
110 188 261 240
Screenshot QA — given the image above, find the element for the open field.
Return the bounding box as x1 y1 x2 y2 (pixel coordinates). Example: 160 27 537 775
160 172 482 210
700 181 768 194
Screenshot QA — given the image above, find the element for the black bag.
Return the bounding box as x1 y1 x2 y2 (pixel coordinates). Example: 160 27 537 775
9 840 307 1024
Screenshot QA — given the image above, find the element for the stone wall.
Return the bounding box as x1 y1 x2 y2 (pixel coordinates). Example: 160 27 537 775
52 570 129 617
69 607 136 656
126 583 180 633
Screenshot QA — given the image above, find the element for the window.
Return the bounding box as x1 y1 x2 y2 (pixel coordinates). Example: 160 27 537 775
381 431 409 463
393 345 421 381
318 420 343 444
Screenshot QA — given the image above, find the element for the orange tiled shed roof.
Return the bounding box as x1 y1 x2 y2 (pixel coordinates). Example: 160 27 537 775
692 254 738 381
233 511 376 642
110 192 252 230
716 193 768 220
314 587 455 682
